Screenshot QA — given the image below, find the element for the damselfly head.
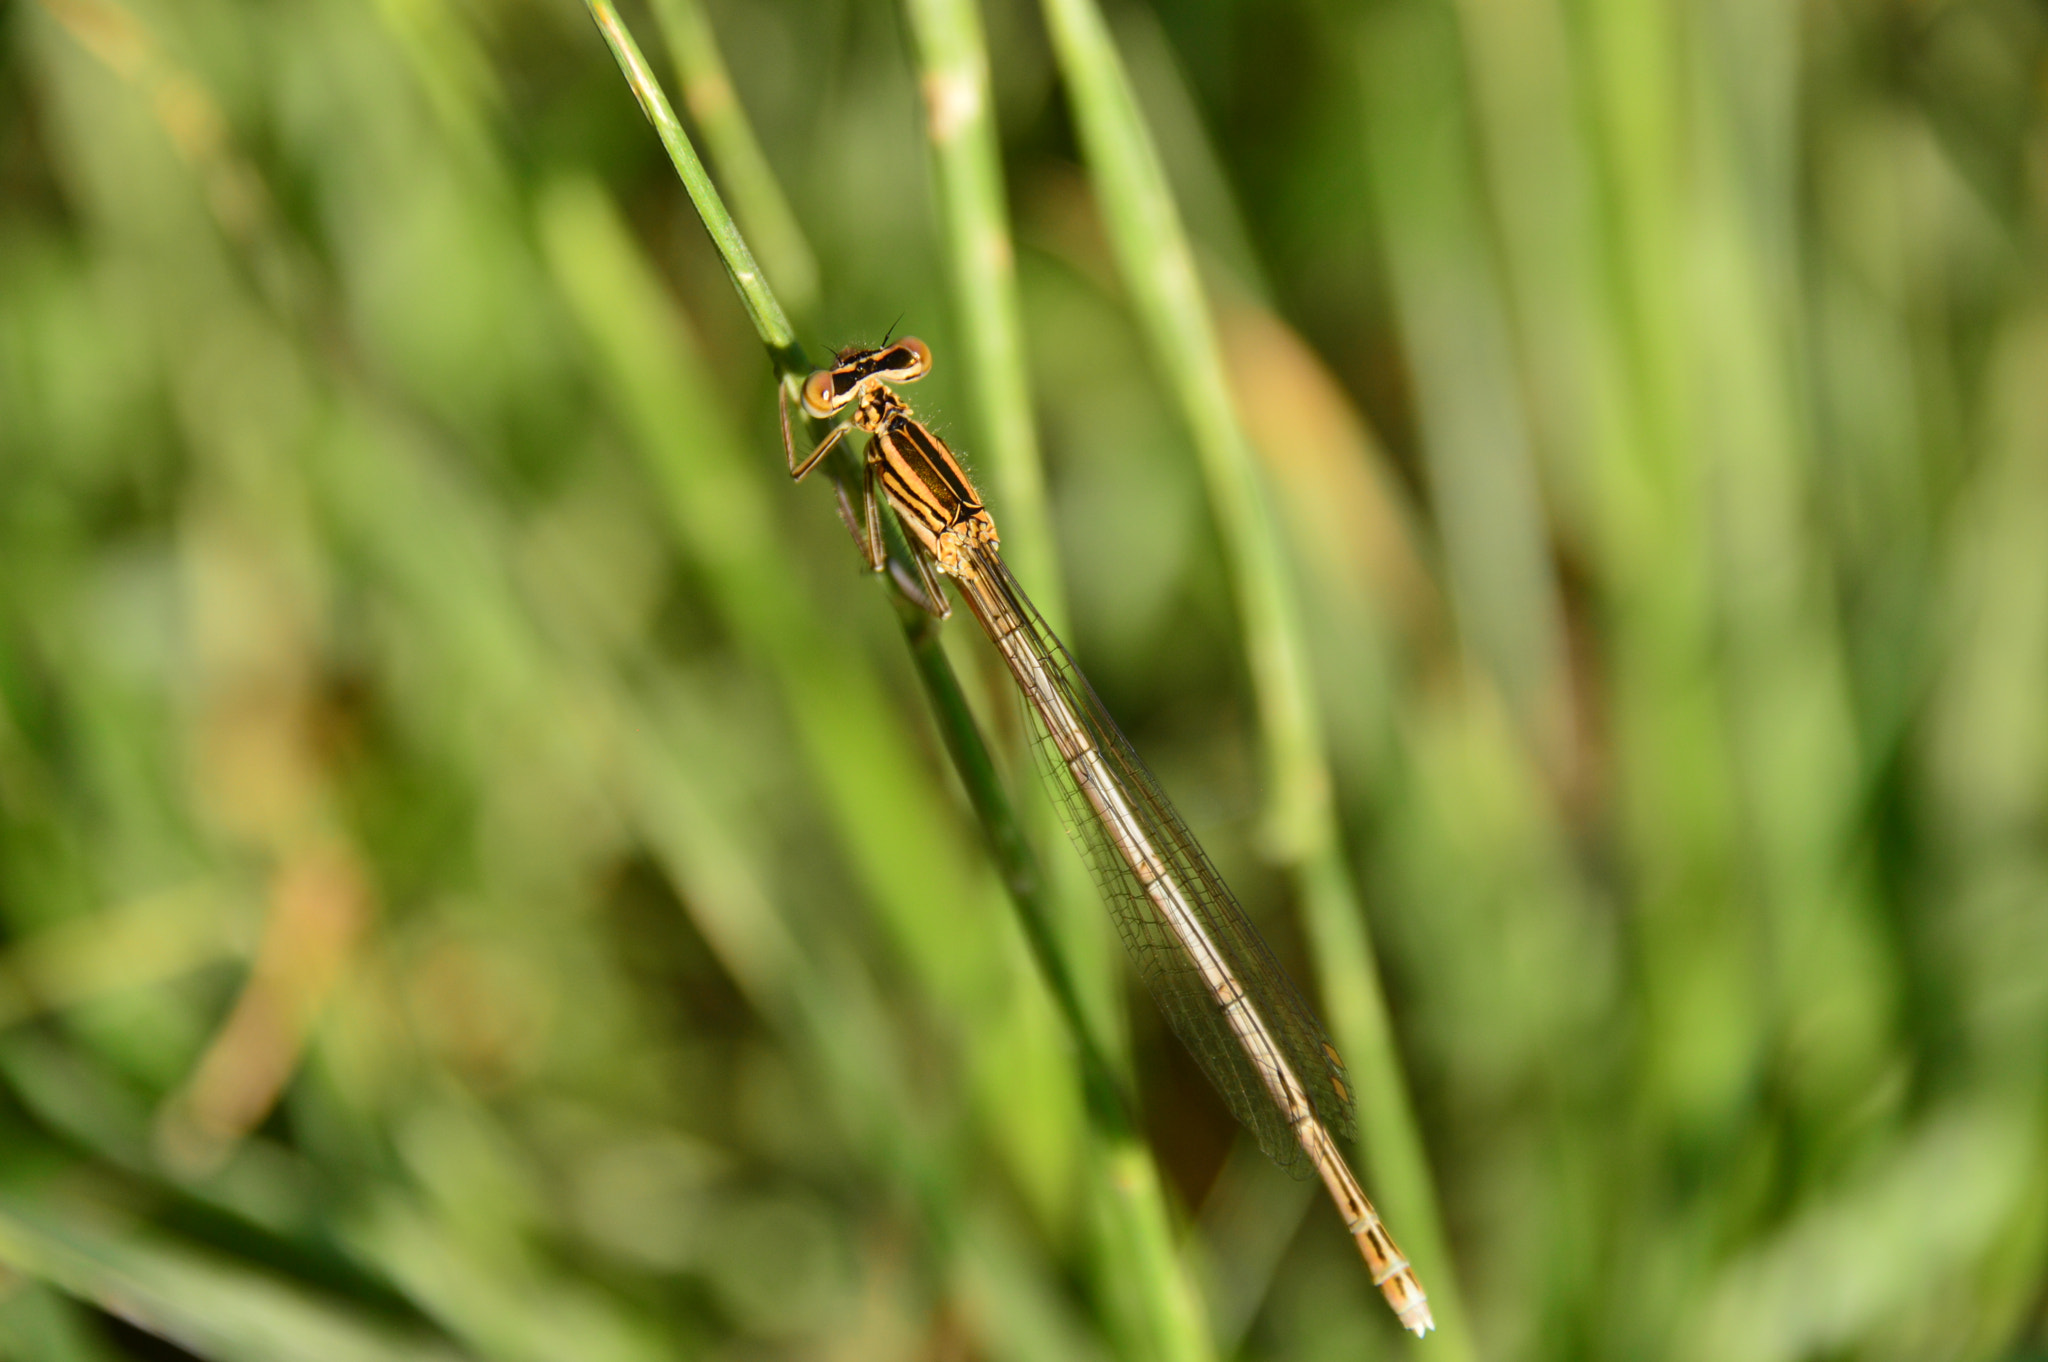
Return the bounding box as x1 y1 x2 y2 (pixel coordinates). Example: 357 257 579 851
804 337 934 418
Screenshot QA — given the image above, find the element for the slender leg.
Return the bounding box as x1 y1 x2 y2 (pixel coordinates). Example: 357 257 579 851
832 456 886 572
860 457 886 571
792 423 850 482
778 378 802 470
836 450 947 617
892 539 952 619
783 383 850 482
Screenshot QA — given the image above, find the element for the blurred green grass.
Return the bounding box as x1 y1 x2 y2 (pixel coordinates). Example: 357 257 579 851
2 0 2046 1359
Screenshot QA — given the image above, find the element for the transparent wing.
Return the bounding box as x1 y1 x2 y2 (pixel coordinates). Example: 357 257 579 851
960 550 1356 1173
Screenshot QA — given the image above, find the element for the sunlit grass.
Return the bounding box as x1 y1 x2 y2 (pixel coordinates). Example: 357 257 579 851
1 0 2045 1359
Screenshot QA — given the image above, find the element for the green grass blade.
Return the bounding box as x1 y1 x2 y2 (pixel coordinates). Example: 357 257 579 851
645 0 820 319
534 179 1082 1213
0 1196 473 1362
580 0 802 377
1360 0 1577 785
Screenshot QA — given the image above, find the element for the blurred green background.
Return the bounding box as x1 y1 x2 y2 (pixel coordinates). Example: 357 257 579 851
2 0 2046 1358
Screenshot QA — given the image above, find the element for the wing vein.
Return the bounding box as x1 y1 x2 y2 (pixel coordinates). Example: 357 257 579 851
956 547 1355 1171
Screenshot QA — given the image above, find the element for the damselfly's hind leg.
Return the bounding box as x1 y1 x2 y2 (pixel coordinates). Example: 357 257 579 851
832 457 888 573
842 460 950 618
890 538 952 619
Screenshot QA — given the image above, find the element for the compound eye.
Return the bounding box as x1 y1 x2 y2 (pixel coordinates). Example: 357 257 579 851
893 337 932 380
800 370 839 417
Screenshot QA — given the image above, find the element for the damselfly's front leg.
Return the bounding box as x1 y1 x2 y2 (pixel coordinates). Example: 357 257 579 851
783 377 888 576
781 379 851 481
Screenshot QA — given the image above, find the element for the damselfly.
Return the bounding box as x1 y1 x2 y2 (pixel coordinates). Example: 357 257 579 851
782 339 1433 1337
